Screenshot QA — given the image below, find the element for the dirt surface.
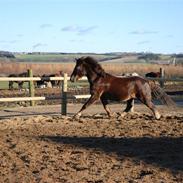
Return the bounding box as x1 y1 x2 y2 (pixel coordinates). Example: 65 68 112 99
0 104 183 183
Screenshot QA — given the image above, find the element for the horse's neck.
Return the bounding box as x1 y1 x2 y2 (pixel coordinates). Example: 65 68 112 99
86 73 97 85
86 69 99 84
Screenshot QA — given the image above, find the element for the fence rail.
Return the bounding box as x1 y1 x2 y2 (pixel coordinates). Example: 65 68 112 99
0 76 182 82
0 77 63 81
0 69 183 115
146 77 183 82
0 97 46 102
0 70 86 115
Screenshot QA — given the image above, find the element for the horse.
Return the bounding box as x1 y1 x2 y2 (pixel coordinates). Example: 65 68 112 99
41 71 63 88
121 72 139 77
70 56 175 119
8 72 28 90
145 72 161 78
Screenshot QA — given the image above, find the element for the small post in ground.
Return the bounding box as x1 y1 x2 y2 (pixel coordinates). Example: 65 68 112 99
61 73 68 115
160 68 165 88
28 69 35 106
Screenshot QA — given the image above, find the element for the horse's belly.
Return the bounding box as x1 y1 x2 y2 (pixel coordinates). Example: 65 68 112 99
103 91 132 101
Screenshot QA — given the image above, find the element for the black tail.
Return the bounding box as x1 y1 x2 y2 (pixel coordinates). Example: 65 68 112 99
149 81 176 107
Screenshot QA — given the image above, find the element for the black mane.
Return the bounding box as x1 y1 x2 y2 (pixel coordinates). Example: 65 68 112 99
80 56 106 77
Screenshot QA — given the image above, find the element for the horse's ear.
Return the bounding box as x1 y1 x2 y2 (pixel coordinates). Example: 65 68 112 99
80 56 87 64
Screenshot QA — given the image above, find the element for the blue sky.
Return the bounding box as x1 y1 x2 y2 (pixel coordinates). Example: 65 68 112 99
0 0 182 53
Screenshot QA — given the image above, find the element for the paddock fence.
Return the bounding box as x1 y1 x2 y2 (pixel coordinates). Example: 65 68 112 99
0 69 89 115
0 69 183 115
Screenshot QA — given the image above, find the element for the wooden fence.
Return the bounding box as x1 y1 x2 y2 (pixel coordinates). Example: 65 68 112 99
0 69 88 115
0 69 183 115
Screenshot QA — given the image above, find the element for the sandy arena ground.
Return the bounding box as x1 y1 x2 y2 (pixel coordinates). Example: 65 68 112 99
0 104 183 183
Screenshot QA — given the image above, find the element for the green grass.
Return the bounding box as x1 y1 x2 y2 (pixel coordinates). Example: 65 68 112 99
0 80 89 90
15 54 74 62
159 55 172 60
0 81 9 89
0 81 29 90
15 53 116 63
68 80 89 87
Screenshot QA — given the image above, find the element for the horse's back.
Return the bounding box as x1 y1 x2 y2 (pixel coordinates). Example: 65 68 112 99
102 75 147 101
111 75 146 84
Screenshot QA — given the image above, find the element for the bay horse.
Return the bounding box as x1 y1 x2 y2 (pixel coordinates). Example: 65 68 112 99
9 72 28 90
122 72 139 77
41 71 63 88
145 72 161 78
70 57 175 119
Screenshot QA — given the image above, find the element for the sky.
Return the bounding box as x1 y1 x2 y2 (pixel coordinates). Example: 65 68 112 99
0 0 183 54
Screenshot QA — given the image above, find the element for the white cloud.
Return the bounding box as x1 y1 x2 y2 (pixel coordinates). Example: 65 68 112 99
129 30 158 35
32 43 47 49
137 40 150 45
61 25 98 35
40 24 53 29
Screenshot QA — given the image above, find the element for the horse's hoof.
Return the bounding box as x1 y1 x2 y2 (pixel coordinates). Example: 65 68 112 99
155 111 161 120
131 111 140 115
73 115 80 120
73 113 81 120
108 112 117 118
120 112 127 117
155 114 161 120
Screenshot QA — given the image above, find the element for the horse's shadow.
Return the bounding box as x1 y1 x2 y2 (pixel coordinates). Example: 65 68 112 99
38 135 183 173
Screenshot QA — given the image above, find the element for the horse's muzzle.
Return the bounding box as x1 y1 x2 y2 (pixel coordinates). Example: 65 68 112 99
70 75 76 82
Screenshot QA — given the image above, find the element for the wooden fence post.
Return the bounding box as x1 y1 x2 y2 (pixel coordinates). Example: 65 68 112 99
160 68 165 88
28 69 35 106
61 73 68 115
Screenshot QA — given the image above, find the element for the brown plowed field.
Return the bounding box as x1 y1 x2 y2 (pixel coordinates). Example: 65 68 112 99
0 104 182 183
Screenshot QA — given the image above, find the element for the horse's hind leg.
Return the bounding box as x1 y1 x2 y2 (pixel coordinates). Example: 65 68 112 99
124 98 134 113
138 92 161 119
9 81 13 90
19 82 24 90
145 101 161 119
119 98 135 118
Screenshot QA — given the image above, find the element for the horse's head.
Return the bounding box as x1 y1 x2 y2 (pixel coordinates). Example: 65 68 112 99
70 57 86 82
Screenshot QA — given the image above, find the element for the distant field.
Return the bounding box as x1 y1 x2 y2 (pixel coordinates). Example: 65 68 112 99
14 53 182 65
0 61 182 77
0 54 182 92
15 53 117 63
0 53 182 78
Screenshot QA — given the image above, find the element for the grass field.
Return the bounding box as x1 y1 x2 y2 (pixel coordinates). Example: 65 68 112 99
0 61 182 77
0 53 182 84
0 80 90 90
0 81 30 90
15 53 117 63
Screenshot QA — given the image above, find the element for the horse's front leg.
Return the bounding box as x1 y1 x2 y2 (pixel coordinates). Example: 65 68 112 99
74 93 100 119
100 95 113 118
